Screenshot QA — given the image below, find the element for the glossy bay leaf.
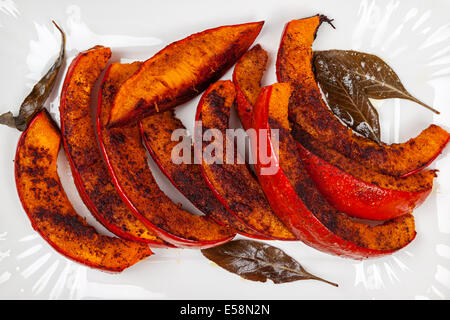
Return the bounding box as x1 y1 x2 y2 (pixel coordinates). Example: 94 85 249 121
0 21 65 131
313 50 439 144
201 239 338 286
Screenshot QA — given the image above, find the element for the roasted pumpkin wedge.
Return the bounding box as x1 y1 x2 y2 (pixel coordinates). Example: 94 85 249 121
195 80 296 240
233 44 268 130
97 62 235 248
139 111 269 239
297 138 435 220
15 110 152 271
59 46 167 246
108 21 264 127
276 15 450 177
252 83 416 259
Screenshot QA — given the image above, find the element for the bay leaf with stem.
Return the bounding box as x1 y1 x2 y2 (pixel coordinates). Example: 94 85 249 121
313 50 439 144
202 239 338 286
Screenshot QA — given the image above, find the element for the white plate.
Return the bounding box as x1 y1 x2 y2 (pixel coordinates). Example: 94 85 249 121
1 0 449 300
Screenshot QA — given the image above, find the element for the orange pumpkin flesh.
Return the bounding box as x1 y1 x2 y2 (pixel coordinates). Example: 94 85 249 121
108 21 264 127
233 44 268 130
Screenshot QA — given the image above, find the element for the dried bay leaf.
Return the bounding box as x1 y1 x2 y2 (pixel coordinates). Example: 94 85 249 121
314 50 439 143
202 239 338 286
314 53 381 143
0 21 65 131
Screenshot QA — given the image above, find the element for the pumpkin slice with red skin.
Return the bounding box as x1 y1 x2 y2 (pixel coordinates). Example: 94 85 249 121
233 44 268 130
59 46 168 246
97 62 235 248
108 21 264 127
277 14 450 177
15 110 152 271
252 83 416 259
139 111 270 239
195 80 296 241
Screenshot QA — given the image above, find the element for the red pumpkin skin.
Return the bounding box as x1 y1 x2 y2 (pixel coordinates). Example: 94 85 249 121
297 143 433 221
251 85 413 259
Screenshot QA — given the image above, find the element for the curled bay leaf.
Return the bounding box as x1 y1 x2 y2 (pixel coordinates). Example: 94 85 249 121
314 50 439 144
0 21 65 131
202 240 338 286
